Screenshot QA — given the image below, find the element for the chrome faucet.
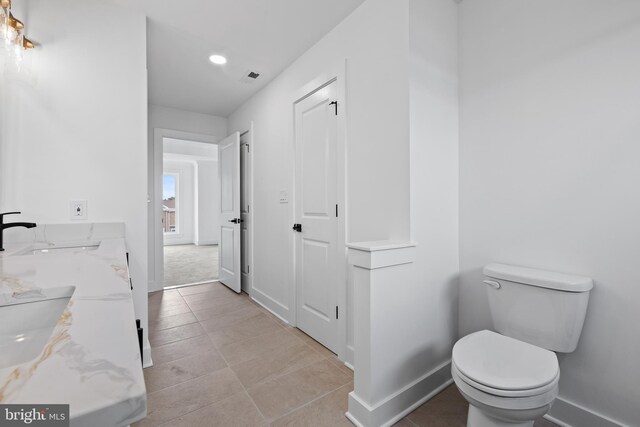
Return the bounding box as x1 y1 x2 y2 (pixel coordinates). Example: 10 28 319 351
0 212 37 252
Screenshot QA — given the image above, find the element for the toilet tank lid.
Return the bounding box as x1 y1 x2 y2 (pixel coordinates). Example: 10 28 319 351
484 263 593 293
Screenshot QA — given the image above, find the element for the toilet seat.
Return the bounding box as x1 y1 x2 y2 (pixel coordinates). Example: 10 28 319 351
452 361 559 398
453 365 559 411
452 330 559 396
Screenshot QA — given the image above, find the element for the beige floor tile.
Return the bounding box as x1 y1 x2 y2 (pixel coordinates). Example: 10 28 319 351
207 313 284 348
149 322 205 347
185 290 247 311
407 385 468 427
394 418 418 426
148 289 182 302
326 355 354 379
231 342 324 388
144 350 227 393
188 294 254 316
149 335 216 365
270 383 353 427
148 302 192 319
177 282 221 296
182 286 238 305
247 359 351 421
135 368 244 427
534 418 561 427
302 336 336 358
158 392 265 427
148 296 187 310
197 304 263 330
148 312 198 332
218 328 304 366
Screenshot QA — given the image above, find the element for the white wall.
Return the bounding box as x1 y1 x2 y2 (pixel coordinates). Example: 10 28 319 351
162 158 219 247
163 160 195 245
459 1 640 425
228 0 411 322
195 160 220 245
148 105 227 289
0 0 149 359
408 0 459 377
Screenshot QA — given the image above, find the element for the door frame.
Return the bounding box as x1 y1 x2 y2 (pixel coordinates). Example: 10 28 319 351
151 128 220 292
240 125 254 296
290 60 348 361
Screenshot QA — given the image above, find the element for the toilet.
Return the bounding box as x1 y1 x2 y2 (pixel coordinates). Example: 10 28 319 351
452 263 593 427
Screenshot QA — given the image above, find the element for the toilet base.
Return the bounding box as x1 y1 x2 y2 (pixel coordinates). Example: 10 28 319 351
468 404 534 427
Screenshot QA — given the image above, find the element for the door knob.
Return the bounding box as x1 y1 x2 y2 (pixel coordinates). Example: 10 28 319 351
292 223 302 232
228 218 243 224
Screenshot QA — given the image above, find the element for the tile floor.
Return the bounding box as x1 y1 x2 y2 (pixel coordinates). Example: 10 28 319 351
137 282 559 427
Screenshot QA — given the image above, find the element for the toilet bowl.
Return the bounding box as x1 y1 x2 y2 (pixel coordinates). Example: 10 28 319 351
452 330 559 427
452 263 592 427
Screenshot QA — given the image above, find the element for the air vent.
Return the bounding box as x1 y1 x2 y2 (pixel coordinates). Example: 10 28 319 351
240 70 262 84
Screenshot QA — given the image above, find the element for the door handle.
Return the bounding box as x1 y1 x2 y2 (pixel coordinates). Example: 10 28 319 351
292 223 302 232
228 218 244 224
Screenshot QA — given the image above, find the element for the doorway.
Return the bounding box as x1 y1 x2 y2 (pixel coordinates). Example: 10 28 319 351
162 137 220 288
152 127 253 294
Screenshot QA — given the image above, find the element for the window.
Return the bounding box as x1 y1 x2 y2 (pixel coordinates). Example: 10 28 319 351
162 174 178 234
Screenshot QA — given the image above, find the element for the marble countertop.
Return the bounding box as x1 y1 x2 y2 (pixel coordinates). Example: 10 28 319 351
0 238 147 426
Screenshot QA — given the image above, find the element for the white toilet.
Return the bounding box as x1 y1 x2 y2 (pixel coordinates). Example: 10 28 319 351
452 263 593 427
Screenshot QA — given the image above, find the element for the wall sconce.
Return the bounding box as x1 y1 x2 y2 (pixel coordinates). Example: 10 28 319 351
1 0 35 67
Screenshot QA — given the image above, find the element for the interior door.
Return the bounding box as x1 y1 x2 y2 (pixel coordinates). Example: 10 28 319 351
218 132 241 293
294 80 339 352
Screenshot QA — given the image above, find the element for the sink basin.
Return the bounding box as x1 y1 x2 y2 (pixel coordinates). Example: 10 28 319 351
0 286 75 369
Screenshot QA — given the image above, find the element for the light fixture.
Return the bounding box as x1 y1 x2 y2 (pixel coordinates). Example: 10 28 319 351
209 54 227 65
0 0 35 68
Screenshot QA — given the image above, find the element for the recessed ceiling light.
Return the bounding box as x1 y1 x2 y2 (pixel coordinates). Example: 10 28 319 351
209 54 227 65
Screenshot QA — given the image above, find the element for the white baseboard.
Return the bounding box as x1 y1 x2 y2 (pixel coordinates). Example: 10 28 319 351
194 240 218 246
250 294 291 326
346 360 452 427
142 339 153 368
250 288 291 323
546 396 628 427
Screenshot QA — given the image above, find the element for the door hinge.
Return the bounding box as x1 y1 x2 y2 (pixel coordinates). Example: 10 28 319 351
335 204 338 218
248 265 250 274
329 100 338 116
336 306 339 319
247 144 250 153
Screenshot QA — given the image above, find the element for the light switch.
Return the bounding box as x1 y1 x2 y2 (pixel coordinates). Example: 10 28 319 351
71 200 88 220
279 190 289 204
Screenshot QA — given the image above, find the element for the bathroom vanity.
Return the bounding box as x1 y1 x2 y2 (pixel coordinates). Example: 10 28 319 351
0 237 147 426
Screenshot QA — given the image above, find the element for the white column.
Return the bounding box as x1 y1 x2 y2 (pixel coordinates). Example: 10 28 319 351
346 240 451 427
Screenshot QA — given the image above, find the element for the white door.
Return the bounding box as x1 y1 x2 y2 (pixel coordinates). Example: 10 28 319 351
240 132 252 294
294 80 339 352
218 132 241 293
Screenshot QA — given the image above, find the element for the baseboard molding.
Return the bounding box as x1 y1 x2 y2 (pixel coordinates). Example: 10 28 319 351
546 396 627 427
343 344 354 368
250 294 291 326
142 339 153 368
251 288 291 323
194 240 218 246
346 360 452 427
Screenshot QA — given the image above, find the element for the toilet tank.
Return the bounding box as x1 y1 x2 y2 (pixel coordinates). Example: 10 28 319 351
483 263 593 353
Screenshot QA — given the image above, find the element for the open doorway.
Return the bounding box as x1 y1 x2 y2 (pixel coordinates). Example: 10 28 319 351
162 137 220 288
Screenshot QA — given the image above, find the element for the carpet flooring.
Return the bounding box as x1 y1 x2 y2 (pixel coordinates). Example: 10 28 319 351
164 244 219 287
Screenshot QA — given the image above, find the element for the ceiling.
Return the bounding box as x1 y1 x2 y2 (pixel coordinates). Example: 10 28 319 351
116 0 366 117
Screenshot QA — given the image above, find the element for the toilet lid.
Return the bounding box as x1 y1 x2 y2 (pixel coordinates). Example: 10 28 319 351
452 330 559 391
